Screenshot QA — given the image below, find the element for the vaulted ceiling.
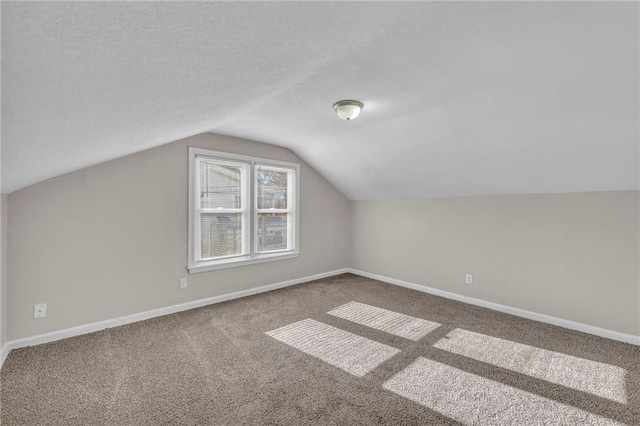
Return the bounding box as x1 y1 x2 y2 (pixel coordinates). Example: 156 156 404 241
2 2 638 198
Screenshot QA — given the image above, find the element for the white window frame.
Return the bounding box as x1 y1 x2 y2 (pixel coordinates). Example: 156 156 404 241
188 147 300 273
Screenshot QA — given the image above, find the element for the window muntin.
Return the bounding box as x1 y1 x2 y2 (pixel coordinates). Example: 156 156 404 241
188 148 299 272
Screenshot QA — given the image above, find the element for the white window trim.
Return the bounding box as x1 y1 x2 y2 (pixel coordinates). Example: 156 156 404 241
188 147 300 274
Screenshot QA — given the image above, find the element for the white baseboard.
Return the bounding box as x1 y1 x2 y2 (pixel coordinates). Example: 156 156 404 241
347 268 640 346
0 268 350 368
0 343 9 369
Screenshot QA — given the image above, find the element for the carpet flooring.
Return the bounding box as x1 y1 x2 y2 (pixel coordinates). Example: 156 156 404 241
1 273 638 425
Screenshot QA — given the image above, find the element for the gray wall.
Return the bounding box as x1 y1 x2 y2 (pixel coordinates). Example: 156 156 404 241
4 133 639 342
7 133 352 340
352 191 640 336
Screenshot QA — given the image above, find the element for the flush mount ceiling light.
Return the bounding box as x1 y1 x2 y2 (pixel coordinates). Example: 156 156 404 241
333 100 363 121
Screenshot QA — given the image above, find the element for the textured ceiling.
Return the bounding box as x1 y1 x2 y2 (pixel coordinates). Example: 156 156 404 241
2 2 638 198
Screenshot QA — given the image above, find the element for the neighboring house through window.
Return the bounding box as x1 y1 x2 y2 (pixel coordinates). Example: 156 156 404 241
188 147 300 273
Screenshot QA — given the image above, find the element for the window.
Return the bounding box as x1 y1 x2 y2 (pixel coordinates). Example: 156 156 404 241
188 148 299 273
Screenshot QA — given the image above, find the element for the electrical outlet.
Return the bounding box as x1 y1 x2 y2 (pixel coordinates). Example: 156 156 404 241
179 278 188 289
465 274 473 285
34 303 47 319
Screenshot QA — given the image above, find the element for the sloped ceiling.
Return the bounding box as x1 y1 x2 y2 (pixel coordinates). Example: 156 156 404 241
2 2 638 198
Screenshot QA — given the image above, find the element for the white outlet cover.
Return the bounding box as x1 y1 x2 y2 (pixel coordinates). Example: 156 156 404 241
465 274 473 284
34 303 47 318
179 278 188 289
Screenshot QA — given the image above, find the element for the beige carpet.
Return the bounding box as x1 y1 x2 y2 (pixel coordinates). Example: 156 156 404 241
1 273 638 425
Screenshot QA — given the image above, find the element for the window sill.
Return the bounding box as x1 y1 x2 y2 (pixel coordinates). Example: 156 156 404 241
187 252 300 274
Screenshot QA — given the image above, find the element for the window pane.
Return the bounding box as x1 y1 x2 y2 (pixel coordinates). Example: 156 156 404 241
199 160 243 209
257 167 288 209
257 213 288 252
200 213 243 259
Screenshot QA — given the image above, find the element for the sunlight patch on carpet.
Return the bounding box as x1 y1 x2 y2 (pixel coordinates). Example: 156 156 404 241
327 301 440 341
383 357 622 426
433 328 627 403
266 319 400 377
